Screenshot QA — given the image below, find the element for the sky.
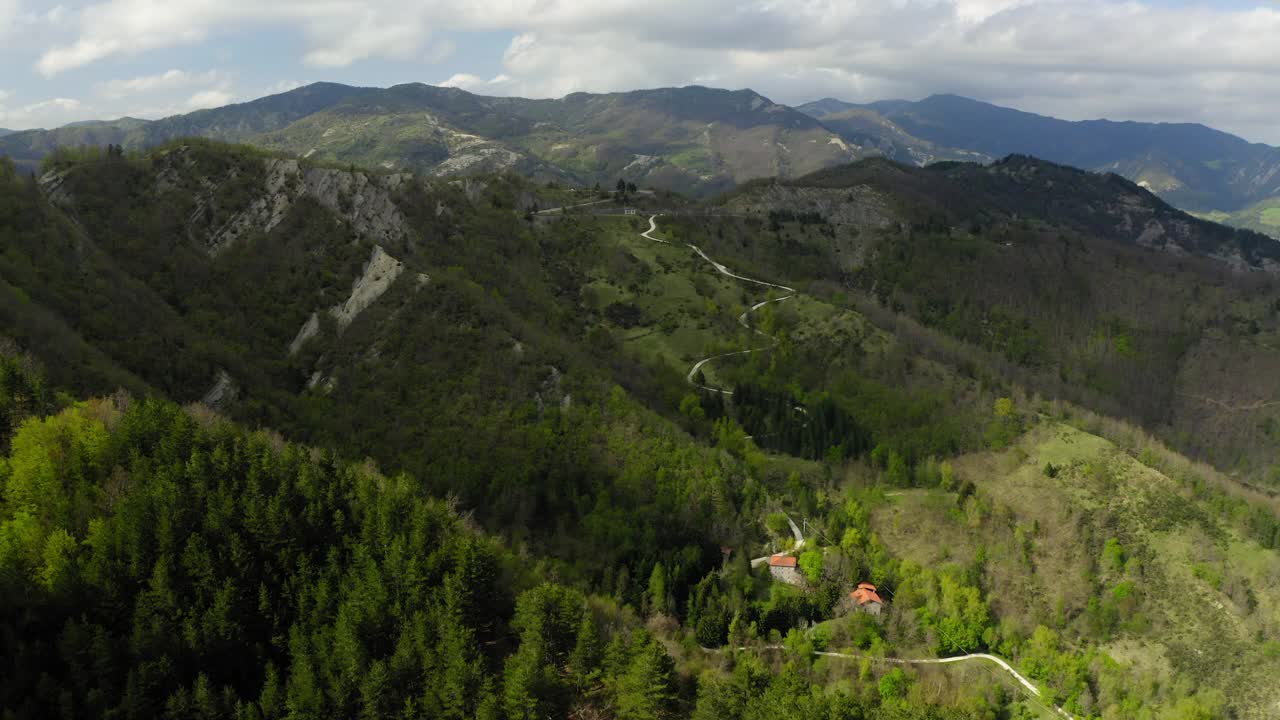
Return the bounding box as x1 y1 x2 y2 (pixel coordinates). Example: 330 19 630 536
2 0 1279 144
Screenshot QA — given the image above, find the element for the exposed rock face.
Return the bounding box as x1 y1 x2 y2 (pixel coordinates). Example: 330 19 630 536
288 245 405 355
209 158 413 255
534 366 570 415
37 169 75 208
289 313 321 355
201 369 238 411
431 147 522 175
333 245 405 330
1108 190 1280 273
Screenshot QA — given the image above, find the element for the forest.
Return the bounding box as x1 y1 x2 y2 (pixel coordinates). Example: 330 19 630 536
1 144 1278 718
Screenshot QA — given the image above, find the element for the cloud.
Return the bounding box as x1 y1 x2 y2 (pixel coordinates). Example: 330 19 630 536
36 0 478 75
264 79 305 96
0 0 15 32
438 72 513 93
0 97 86 129
29 0 1280 143
97 69 224 99
185 88 234 110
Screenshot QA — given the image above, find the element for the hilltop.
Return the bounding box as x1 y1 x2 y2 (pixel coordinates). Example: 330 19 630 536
4 141 1280 718
7 83 1280 236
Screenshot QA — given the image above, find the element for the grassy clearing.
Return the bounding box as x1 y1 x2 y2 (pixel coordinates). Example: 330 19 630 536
586 218 753 371
586 216 887 391
869 421 1280 716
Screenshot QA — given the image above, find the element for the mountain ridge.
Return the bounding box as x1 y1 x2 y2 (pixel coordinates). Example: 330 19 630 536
803 93 1280 215
5 82 1280 231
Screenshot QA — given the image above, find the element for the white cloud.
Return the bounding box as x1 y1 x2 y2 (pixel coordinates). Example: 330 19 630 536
0 0 14 29
185 88 234 110
439 72 514 93
0 97 86 129
264 79 305 96
36 0 481 75
97 69 223 99
28 0 1280 143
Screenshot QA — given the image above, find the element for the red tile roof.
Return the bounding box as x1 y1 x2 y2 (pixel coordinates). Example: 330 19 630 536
857 582 877 591
851 586 884 606
769 554 798 568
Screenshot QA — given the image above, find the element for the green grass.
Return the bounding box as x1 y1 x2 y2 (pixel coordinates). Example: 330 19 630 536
588 218 751 372
1195 196 1280 238
869 421 1280 716
669 146 715 175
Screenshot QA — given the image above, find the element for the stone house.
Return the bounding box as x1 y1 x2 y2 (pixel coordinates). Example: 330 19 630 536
850 581 885 616
768 554 804 585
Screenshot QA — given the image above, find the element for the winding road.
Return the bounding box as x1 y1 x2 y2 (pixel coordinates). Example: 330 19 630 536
819 650 1074 719
1176 391 1280 413
702 645 1073 719
748 514 805 568
640 216 1074 720
640 214 795 395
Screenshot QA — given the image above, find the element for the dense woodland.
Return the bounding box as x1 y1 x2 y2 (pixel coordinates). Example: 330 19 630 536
1 145 1278 718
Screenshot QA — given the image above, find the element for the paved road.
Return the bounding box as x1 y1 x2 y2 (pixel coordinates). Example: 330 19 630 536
1176 391 1280 412
536 197 615 214
818 651 1074 718
748 514 805 568
639 214 795 395
639 221 1076 720
538 190 656 215
703 644 1073 719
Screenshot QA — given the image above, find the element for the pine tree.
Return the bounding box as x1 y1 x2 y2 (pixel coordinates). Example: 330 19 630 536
569 610 603 689
647 562 667 615
614 635 674 720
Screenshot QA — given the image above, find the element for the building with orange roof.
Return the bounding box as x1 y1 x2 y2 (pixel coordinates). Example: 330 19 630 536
767 553 804 585
850 581 885 616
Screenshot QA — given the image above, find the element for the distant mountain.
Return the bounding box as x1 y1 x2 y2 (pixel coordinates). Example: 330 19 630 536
796 98 990 167
249 83 863 194
801 94 1280 220
0 82 860 194
1193 196 1280 237
9 83 1280 223
0 129 13 138
61 116 151 130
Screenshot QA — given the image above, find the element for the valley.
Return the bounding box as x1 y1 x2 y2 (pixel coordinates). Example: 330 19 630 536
4 130 1280 720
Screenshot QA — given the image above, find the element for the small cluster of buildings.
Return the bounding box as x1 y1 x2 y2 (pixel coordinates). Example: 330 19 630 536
765 553 885 616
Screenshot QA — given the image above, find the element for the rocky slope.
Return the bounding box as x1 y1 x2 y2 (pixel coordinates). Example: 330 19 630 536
731 155 1280 273
713 154 1280 478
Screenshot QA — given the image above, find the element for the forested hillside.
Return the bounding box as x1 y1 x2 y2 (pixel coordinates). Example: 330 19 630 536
717 156 1280 482
3 142 1280 718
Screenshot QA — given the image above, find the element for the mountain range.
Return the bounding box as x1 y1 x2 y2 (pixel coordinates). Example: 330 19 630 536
799 94 1280 217
5 116 1280 716
5 82 1280 238
0 83 856 197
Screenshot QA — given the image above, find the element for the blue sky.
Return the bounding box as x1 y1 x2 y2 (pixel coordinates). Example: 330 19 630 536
3 0 1280 144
